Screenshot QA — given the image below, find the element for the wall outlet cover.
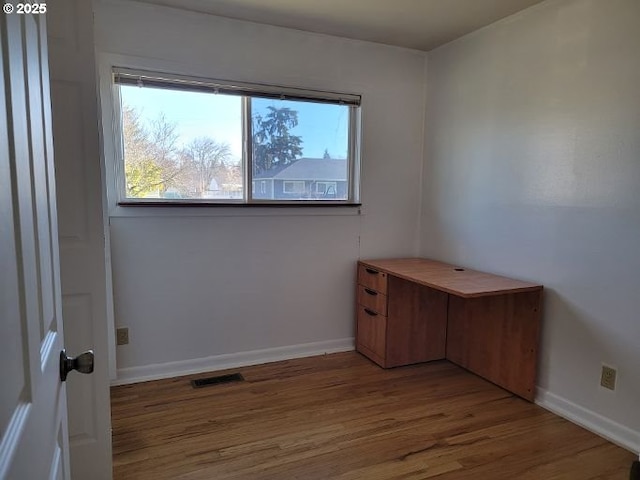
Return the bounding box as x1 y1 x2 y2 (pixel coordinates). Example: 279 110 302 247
116 327 129 346
600 365 617 391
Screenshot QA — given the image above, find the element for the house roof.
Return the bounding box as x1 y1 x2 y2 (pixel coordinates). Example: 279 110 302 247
254 158 347 181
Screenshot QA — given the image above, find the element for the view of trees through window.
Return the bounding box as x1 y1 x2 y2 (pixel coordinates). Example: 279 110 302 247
252 105 302 174
119 83 352 202
121 85 243 200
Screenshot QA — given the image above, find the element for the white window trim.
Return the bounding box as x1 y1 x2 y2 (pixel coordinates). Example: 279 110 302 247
97 53 363 217
110 67 361 207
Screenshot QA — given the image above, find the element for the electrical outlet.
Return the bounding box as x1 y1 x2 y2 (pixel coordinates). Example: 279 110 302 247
600 365 617 390
116 327 129 346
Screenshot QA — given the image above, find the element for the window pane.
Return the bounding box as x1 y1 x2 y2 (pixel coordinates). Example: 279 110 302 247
120 85 243 200
251 98 350 200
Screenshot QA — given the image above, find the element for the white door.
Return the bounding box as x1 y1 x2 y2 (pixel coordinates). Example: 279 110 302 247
46 0 114 477
0 12 84 480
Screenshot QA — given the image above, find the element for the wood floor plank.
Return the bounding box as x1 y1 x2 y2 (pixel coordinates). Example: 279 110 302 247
111 352 635 479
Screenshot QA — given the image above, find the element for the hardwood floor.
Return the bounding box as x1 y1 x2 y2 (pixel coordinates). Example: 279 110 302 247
111 352 634 479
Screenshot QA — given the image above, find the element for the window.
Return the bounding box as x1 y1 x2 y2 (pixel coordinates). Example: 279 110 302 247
315 181 337 196
113 68 361 205
283 181 306 194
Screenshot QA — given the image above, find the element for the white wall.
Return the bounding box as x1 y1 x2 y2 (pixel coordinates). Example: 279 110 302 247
93 0 427 380
422 0 640 451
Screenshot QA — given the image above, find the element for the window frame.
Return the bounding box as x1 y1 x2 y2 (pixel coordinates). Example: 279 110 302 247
112 67 361 207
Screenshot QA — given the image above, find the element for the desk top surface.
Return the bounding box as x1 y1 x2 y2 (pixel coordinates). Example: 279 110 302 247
359 258 543 298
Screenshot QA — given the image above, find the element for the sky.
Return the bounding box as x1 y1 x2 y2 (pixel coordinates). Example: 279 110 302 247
120 85 350 163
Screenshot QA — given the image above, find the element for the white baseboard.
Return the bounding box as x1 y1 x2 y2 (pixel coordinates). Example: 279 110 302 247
112 337 355 386
536 388 640 455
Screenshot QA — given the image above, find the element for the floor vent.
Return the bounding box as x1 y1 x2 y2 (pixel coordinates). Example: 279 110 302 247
191 373 244 388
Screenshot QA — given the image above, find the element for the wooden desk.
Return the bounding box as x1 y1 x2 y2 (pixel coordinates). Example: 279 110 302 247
355 258 543 401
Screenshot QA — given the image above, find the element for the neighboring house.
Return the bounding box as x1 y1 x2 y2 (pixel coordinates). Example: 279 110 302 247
202 178 243 200
253 157 347 200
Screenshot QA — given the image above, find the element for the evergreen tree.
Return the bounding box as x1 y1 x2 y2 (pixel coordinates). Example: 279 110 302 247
252 106 303 173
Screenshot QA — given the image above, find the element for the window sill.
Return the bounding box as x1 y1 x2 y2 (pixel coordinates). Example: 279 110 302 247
117 201 362 208
110 201 363 218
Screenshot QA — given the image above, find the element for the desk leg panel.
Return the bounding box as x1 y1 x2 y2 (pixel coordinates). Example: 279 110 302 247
386 275 448 367
446 291 542 401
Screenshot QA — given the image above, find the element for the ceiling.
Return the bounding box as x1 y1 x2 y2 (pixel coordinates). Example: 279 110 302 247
134 0 547 51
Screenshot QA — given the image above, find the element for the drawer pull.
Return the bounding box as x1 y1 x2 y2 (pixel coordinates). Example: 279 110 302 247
364 308 378 317
364 288 378 296
365 268 379 275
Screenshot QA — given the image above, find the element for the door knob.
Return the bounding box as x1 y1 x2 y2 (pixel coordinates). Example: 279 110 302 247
60 349 94 382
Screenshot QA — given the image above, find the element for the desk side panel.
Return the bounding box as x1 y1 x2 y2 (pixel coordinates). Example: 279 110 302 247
446 291 542 401
386 275 448 367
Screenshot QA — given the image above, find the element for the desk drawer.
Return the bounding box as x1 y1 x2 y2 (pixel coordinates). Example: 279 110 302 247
357 263 388 295
356 304 387 367
357 284 387 315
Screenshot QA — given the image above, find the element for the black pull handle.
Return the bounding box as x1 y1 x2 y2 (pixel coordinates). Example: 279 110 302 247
364 308 378 317
364 288 378 296
365 268 379 275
